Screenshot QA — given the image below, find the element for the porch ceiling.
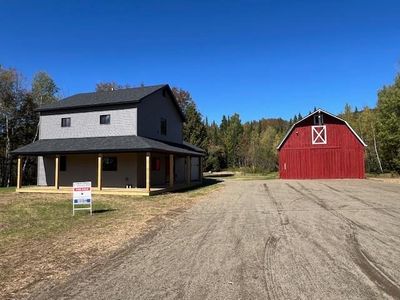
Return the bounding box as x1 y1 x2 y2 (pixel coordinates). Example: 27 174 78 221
11 135 204 157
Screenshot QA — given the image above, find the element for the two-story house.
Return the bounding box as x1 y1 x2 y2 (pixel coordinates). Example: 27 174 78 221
12 84 205 195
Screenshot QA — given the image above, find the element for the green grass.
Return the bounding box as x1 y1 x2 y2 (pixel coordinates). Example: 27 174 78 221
366 172 399 178
0 196 116 247
231 171 278 180
0 187 16 193
0 182 222 250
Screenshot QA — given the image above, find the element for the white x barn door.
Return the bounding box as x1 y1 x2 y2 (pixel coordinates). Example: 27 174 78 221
312 125 327 144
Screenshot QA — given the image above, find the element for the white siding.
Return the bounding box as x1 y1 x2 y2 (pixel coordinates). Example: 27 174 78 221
40 107 137 139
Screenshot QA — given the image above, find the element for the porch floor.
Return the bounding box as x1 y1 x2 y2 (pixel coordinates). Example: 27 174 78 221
16 181 202 196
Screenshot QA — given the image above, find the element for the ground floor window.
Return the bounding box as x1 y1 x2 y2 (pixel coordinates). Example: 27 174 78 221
103 157 118 171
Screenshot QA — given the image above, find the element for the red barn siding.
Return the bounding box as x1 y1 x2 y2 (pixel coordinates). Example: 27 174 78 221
278 113 365 179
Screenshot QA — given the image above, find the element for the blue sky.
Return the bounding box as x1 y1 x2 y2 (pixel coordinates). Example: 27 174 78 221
1 0 399 122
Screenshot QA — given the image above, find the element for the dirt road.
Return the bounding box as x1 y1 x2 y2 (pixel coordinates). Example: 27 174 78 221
31 180 400 299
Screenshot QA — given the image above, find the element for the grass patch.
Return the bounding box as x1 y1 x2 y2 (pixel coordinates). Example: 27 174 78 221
0 196 116 247
366 172 399 178
231 171 278 180
0 182 222 299
0 187 16 193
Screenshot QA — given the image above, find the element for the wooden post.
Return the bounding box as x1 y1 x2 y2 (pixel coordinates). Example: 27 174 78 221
186 156 191 185
16 156 22 189
97 154 103 190
146 152 151 192
169 154 174 188
55 155 60 189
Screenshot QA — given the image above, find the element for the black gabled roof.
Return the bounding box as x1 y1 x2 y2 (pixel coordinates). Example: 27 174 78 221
11 135 204 156
38 84 165 111
37 84 186 121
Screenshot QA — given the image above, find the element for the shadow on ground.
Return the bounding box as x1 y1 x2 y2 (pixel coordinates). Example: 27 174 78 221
92 208 117 214
175 178 223 194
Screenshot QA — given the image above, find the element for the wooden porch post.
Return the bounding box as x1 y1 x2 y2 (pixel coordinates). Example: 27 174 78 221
16 156 22 189
97 154 103 190
169 154 174 188
55 155 60 190
186 156 191 185
146 152 151 192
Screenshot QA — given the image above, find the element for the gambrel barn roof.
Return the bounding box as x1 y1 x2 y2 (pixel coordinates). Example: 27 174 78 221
277 109 367 150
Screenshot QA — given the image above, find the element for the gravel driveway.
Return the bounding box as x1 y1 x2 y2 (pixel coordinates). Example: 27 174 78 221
32 180 400 299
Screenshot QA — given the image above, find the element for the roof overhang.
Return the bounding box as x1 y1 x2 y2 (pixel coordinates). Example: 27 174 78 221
11 135 205 157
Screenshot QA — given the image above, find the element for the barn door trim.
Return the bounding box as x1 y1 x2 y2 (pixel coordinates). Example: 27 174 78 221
312 125 327 144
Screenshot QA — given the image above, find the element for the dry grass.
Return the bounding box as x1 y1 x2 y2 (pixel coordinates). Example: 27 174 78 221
0 180 223 299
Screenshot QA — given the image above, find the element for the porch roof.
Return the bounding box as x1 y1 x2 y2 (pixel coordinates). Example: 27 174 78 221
11 135 205 156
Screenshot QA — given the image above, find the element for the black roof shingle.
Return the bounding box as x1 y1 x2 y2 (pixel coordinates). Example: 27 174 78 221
11 135 204 156
38 84 166 111
37 84 186 121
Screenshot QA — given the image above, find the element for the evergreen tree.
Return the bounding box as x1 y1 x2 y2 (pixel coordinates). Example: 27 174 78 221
182 102 207 148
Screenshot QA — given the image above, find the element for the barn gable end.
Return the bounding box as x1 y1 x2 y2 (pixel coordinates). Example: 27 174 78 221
278 109 366 179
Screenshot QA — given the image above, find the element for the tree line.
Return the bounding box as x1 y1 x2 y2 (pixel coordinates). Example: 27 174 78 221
0 66 59 187
1 66 399 186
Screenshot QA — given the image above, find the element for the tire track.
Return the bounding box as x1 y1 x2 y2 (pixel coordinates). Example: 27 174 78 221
262 183 318 299
320 183 399 219
263 234 283 300
261 183 286 300
263 184 289 226
287 182 400 299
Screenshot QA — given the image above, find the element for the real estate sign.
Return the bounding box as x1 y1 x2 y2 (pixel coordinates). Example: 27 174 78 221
72 181 92 215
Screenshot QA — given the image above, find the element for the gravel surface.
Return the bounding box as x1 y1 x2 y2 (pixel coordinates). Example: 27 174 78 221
31 180 400 300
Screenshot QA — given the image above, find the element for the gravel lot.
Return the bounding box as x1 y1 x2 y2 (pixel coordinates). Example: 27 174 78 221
32 179 400 300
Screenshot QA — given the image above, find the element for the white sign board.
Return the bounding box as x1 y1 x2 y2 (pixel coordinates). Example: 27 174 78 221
72 181 92 215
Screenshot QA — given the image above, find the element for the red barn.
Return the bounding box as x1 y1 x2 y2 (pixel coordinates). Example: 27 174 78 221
277 109 366 179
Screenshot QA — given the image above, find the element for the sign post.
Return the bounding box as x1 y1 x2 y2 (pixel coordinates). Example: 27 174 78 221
72 181 92 216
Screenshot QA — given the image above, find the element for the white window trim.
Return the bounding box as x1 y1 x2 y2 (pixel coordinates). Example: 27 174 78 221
312 125 327 144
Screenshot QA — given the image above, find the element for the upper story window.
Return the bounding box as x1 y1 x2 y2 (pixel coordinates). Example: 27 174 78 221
313 114 323 125
102 157 117 171
100 114 111 125
160 118 167 136
61 117 71 127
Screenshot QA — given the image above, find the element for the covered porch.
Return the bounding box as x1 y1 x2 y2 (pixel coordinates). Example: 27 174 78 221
12 135 205 196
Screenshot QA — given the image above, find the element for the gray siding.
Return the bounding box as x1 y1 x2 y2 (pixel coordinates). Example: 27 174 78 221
40 107 137 139
102 153 138 188
191 157 200 181
151 154 167 187
59 154 97 186
37 153 191 188
37 156 55 186
174 157 186 184
38 154 139 187
137 89 183 143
